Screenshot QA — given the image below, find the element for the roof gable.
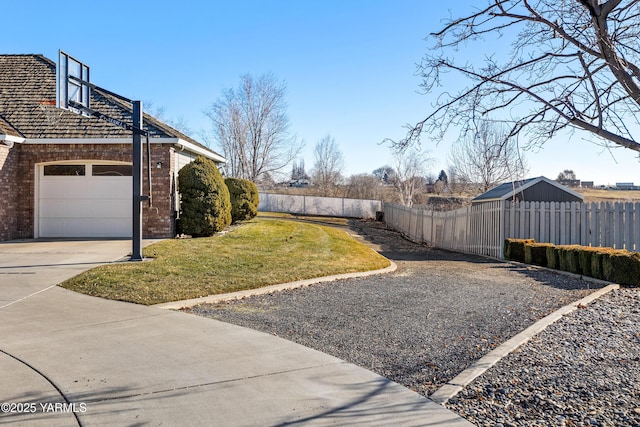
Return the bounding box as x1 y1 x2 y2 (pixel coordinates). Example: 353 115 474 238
0 54 223 160
472 176 584 203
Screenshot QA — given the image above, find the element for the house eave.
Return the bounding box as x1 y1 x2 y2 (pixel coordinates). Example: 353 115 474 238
1 134 25 146
471 197 501 204
171 138 227 164
22 137 227 164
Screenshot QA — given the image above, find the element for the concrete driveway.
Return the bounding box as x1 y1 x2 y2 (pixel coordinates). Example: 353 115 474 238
0 240 471 426
0 240 132 308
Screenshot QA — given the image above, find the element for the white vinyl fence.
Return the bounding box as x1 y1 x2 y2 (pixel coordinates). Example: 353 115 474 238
259 193 382 219
384 201 640 259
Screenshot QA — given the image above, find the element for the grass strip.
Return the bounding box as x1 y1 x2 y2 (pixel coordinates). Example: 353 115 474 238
60 218 389 305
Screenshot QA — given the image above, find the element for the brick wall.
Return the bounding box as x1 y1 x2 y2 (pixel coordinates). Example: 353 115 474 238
13 143 176 240
142 144 176 238
0 145 19 240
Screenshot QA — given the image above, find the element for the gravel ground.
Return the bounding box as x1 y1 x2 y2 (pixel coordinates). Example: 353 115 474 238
446 287 640 427
188 220 604 401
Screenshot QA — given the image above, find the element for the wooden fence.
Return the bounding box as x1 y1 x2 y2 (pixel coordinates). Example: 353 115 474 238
384 201 640 259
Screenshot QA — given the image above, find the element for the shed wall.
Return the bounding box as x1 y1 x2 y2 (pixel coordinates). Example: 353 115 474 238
507 181 582 203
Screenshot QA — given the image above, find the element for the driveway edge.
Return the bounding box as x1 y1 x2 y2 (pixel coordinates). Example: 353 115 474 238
153 261 397 310
430 282 620 405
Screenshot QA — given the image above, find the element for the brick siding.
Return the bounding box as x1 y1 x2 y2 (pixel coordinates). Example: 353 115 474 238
7 143 176 240
0 145 20 240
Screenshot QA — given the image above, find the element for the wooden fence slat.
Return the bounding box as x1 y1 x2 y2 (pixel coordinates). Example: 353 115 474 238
383 200 639 260
635 203 640 251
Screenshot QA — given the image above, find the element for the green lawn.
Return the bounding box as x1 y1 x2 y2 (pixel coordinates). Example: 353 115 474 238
60 217 390 305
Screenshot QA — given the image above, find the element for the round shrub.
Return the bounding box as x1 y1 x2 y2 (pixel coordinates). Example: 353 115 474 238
177 156 231 237
225 177 259 223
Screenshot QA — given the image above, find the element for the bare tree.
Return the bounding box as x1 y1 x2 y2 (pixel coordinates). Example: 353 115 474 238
394 0 640 155
345 174 382 200
449 121 528 192
205 73 302 181
446 167 472 194
390 147 431 207
311 135 344 196
557 169 577 180
144 101 194 136
372 166 396 185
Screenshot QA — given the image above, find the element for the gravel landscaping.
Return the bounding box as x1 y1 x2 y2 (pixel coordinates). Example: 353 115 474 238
446 287 640 427
187 220 639 424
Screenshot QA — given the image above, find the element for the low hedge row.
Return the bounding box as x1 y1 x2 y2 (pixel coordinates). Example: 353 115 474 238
504 238 640 286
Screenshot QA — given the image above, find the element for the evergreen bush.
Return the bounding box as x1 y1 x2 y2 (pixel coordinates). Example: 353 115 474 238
504 238 535 262
514 239 640 286
177 156 231 237
590 249 608 280
578 247 600 278
546 246 559 270
556 245 580 273
225 177 260 223
524 242 552 266
602 250 640 286
566 246 582 274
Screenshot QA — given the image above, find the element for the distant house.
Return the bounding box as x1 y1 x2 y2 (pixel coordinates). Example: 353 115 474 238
0 54 225 241
556 179 581 188
615 182 637 190
471 176 584 205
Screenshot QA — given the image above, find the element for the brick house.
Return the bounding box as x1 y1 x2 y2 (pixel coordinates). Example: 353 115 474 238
0 54 225 241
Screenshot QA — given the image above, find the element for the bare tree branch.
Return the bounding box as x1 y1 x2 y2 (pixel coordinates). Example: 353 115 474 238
392 0 640 155
204 73 302 182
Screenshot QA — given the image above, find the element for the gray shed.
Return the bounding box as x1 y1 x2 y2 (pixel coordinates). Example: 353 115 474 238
471 176 584 204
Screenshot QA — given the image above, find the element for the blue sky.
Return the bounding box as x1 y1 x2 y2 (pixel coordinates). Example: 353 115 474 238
4 0 639 186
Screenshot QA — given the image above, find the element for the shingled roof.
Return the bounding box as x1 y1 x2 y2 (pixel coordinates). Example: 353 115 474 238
472 176 584 203
0 54 222 158
0 115 22 138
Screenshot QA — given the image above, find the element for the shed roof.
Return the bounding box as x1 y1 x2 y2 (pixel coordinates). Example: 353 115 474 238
472 176 584 203
0 54 224 161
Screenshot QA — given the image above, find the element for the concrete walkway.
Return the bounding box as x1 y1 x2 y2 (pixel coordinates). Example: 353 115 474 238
0 240 471 426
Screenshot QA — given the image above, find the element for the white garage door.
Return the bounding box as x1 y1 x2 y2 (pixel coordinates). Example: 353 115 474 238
38 163 132 238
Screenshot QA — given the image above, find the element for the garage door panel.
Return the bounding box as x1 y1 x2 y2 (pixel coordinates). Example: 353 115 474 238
38 199 66 218
90 199 131 218
38 165 133 238
86 219 131 237
90 179 130 195
40 179 92 199
38 219 65 238
39 219 131 238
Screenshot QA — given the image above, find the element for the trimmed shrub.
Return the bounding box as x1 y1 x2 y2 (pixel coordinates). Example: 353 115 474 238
566 246 582 274
602 250 640 286
177 156 231 237
505 239 535 262
557 246 569 271
225 177 259 224
516 239 640 286
524 242 553 266
557 245 581 274
546 246 559 270
578 247 601 278
590 249 609 280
